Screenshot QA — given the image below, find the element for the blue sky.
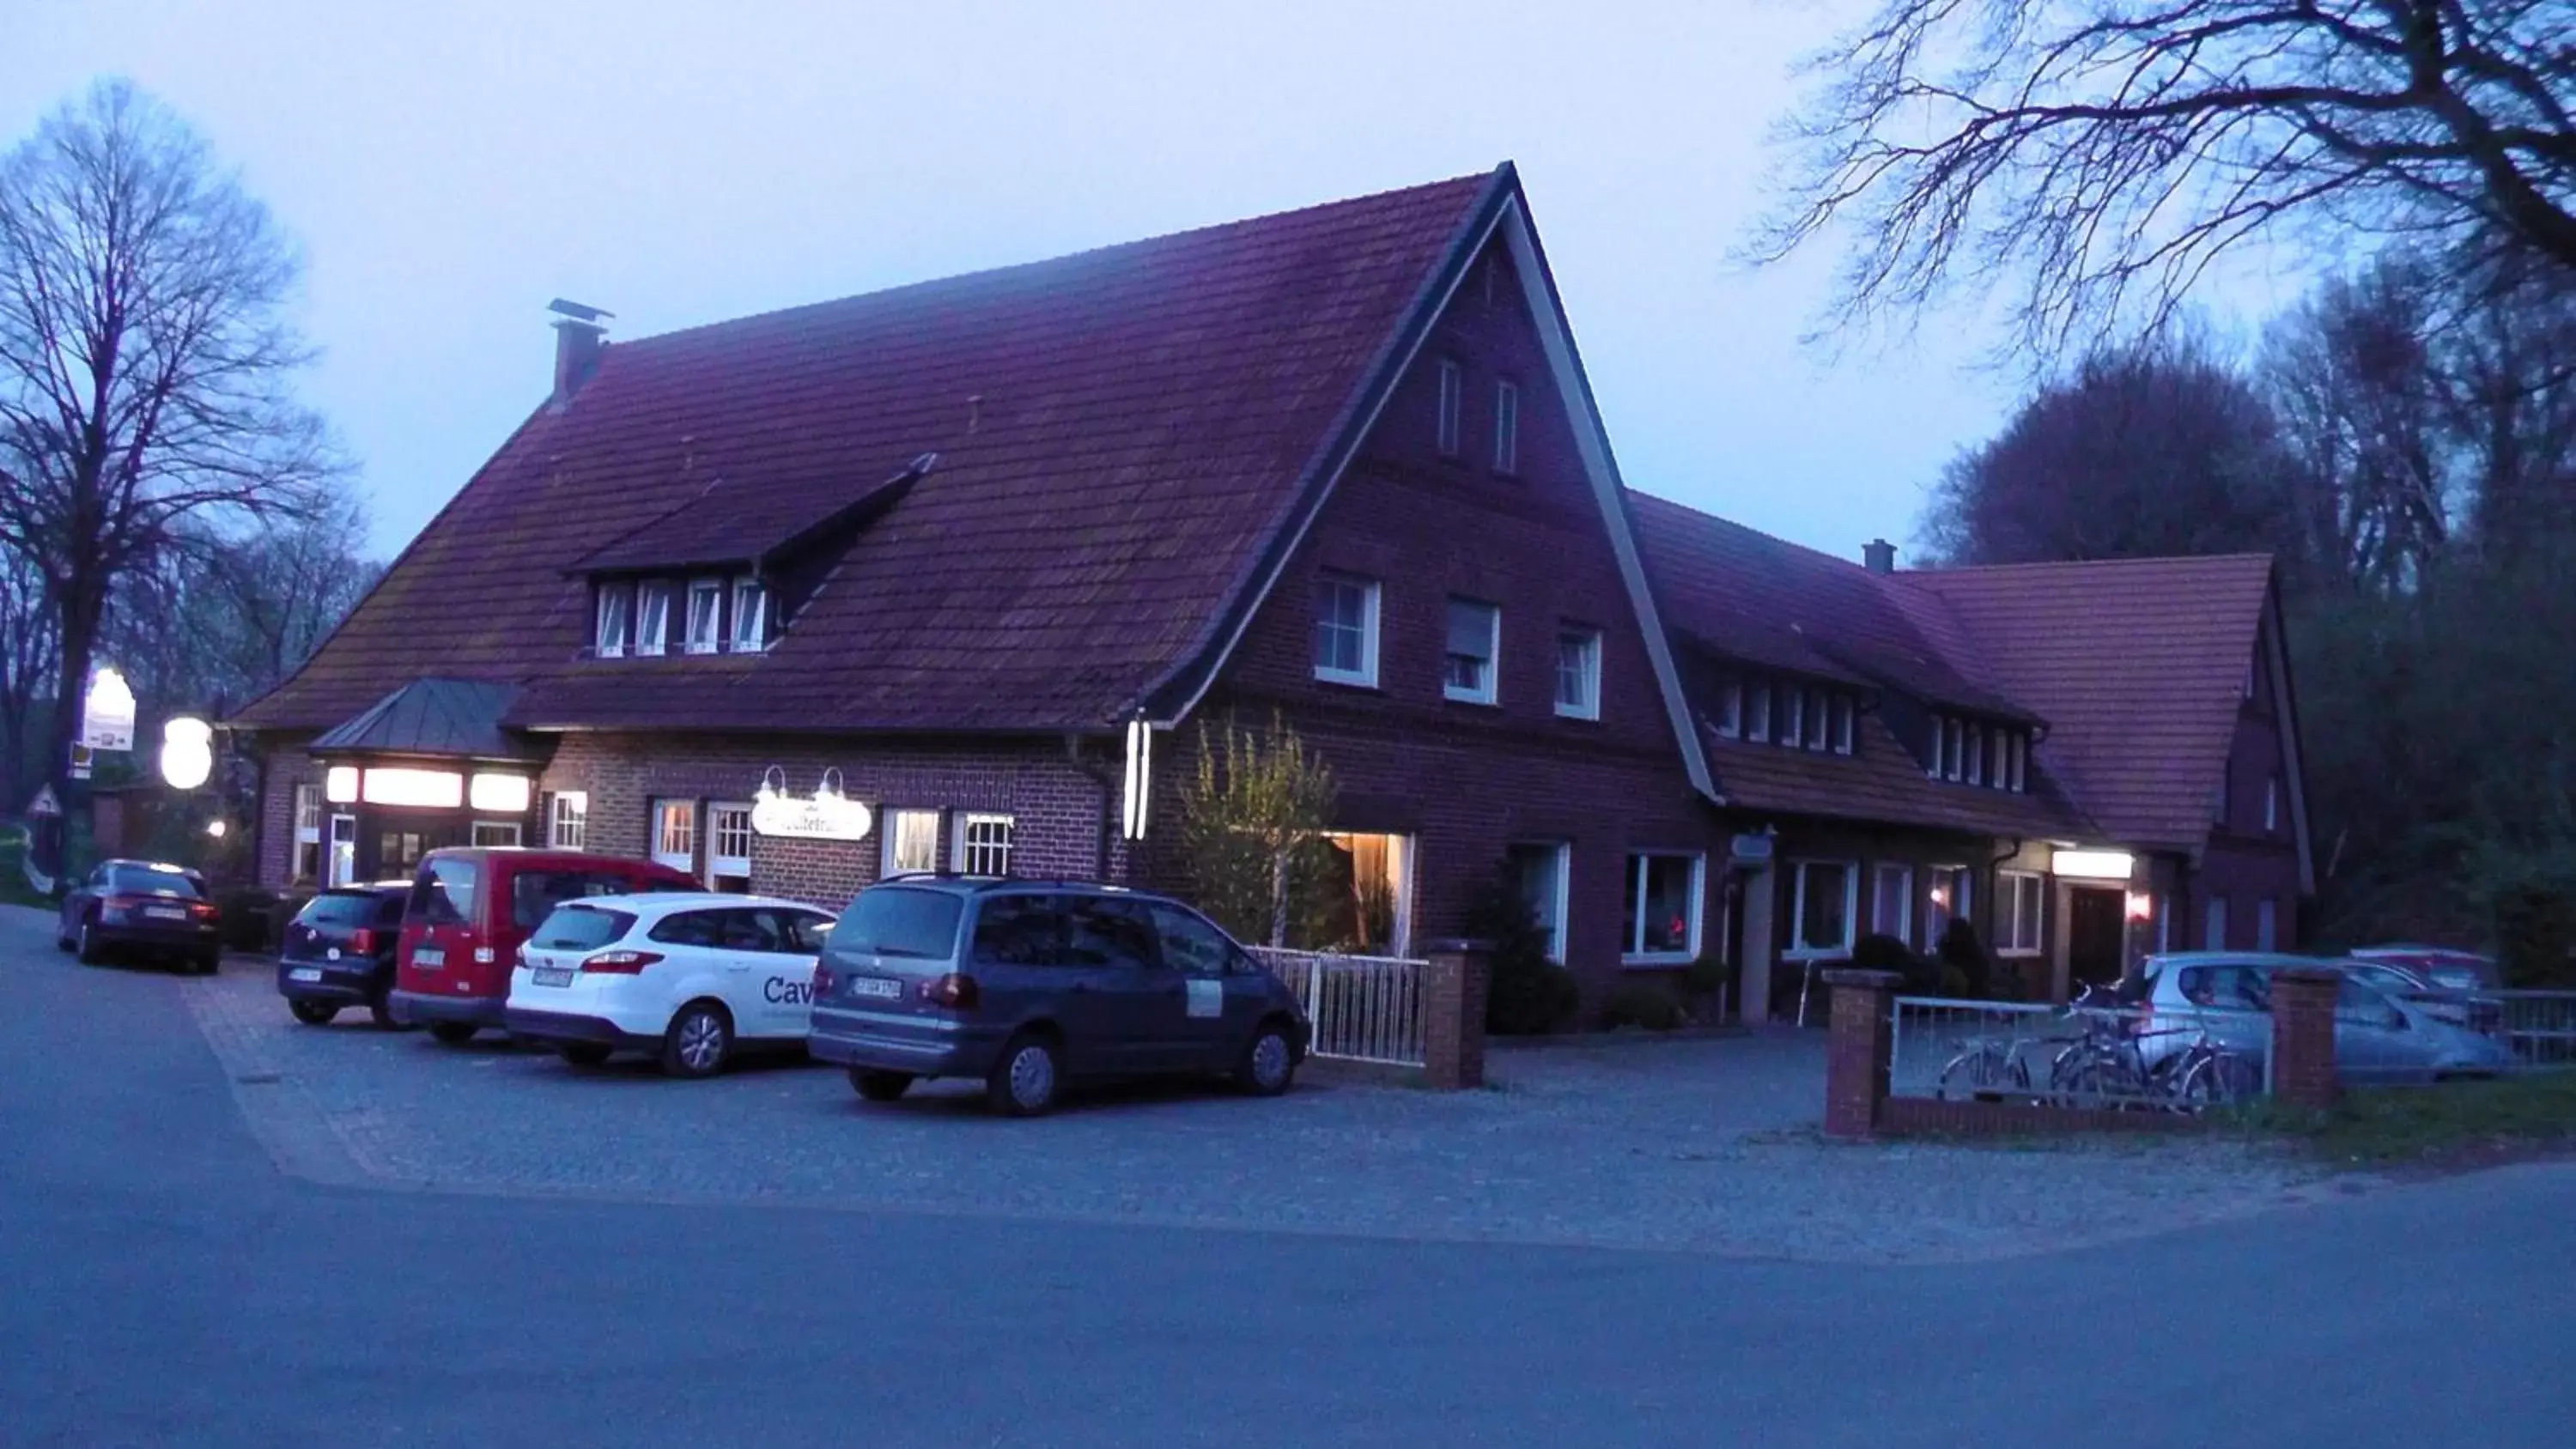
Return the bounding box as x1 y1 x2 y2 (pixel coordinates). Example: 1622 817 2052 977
11 0 2041 567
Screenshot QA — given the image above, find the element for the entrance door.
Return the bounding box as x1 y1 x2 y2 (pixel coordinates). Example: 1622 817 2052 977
2068 886 2126 991
327 815 359 887
651 799 698 878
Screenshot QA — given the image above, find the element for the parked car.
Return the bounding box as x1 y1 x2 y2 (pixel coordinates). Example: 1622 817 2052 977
2136 952 2512 1085
54 858 222 973
275 883 412 1028
386 848 698 1046
807 877 1309 1115
2337 955 2502 1034
2350 944 2501 992
503 893 838 1076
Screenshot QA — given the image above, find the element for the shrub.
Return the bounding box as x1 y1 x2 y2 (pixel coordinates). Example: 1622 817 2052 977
1853 931 1948 996
2493 879 2576 989
1935 919 2001 998
1467 864 1578 1035
1682 950 1737 1021
216 886 287 952
1599 979 1685 1031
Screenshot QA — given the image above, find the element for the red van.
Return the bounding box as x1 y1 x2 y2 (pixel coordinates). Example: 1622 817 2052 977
387 847 697 1044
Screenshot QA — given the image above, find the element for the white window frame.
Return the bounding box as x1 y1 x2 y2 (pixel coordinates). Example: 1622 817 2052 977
595 585 633 658
1802 688 1828 750
2257 897 2279 952
731 577 768 652
1510 840 1571 965
1830 694 1854 755
683 579 724 655
1785 859 1860 961
1620 851 1705 965
651 798 697 875
1926 864 1971 941
882 808 942 876
550 791 589 852
2264 775 2279 833
1312 573 1381 687
953 812 1016 876
636 582 673 657
1783 688 1806 749
1552 628 1601 720
1966 723 1985 785
292 784 322 882
2009 733 2028 791
1492 378 1520 475
1717 681 1743 739
1747 682 1772 743
1998 870 2045 956
471 821 523 848
1435 358 1463 457
1873 862 1915 944
1443 597 1500 706
707 801 754 886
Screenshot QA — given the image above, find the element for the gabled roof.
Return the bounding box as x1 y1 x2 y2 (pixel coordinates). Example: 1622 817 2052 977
308 678 540 762
1898 555 2275 852
235 171 1508 736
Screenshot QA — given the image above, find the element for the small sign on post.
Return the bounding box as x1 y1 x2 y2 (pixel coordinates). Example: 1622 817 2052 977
27 785 61 818
81 667 137 752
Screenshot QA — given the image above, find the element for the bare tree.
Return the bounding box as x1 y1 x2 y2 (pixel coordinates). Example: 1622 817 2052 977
106 496 378 716
0 546 56 809
1757 1 2576 348
0 80 333 853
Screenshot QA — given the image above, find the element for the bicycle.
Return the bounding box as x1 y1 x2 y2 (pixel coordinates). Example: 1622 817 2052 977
1936 1032 2033 1101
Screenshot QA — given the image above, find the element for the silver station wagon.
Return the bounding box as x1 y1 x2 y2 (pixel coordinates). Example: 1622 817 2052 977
806 878 1310 1116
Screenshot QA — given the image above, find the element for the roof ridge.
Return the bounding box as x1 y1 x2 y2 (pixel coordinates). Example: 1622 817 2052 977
1627 488 1887 579
1905 551 2275 579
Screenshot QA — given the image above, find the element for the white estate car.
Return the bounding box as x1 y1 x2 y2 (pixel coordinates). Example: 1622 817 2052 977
502 893 837 1077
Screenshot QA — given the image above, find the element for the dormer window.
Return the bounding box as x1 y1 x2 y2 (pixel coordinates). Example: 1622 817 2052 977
1929 712 2033 792
1747 682 1772 743
636 582 672 657
595 585 634 658
1714 670 1860 756
732 578 769 652
683 579 723 655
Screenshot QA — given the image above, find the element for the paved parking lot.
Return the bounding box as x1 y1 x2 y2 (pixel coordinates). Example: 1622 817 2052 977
9 907 2329 1261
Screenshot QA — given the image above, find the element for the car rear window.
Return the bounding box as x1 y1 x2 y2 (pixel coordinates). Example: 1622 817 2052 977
829 888 964 961
532 906 635 951
411 858 479 927
112 866 202 897
297 893 381 927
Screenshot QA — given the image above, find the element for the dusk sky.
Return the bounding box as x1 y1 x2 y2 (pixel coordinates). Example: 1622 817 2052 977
13 0 2069 566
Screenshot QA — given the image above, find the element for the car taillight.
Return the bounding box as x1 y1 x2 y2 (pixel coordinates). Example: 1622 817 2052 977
812 962 837 996
919 973 980 1010
580 950 665 974
188 901 219 921
350 927 376 953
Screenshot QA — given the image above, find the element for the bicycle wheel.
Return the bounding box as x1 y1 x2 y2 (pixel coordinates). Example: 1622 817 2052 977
1937 1046 2029 1102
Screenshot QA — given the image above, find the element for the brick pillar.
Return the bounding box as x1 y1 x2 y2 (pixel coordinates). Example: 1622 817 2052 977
1420 939 1492 1090
1822 969 1901 1140
2269 967 2341 1109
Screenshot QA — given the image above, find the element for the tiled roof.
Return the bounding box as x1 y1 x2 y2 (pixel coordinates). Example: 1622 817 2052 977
1898 555 2275 852
234 171 1501 736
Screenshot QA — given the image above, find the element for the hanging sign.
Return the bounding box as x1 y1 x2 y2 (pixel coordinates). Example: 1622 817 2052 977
750 775 873 842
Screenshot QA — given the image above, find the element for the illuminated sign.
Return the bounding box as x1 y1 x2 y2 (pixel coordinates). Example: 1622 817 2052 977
751 771 872 842
361 767 465 809
470 773 532 814
2052 848 2137 882
159 717 214 790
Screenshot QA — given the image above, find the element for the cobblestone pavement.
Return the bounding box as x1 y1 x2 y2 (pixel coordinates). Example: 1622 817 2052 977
9 909 2332 1262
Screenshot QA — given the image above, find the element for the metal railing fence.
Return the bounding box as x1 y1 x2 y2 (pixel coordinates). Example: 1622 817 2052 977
1249 947 1428 1068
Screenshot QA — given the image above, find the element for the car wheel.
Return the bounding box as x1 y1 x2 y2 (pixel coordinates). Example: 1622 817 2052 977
659 1003 732 1079
76 919 106 966
849 1068 913 1103
428 1022 478 1046
289 999 338 1027
557 1043 614 1067
1234 1020 1298 1097
986 1033 1062 1117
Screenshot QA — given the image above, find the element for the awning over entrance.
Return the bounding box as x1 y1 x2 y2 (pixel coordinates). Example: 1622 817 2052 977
310 678 542 764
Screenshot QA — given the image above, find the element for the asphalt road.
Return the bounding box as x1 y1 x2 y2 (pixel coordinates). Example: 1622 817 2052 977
5 930 2573 1446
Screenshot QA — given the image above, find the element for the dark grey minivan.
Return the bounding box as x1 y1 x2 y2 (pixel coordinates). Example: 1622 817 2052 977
806 879 1309 1115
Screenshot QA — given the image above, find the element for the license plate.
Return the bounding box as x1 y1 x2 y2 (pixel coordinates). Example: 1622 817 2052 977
532 967 575 988
850 976 902 999
289 967 323 983
146 906 186 921
413 948 445 967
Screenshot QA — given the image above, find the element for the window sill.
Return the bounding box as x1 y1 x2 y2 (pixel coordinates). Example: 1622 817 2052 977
1781 949 1854 963
1552 708 1601 724
1996 948 2044 959
1313 672 1382 692
1443 691 1499 707
1621 953 1695 969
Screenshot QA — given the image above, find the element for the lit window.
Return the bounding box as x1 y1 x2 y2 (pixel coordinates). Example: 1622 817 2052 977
1435 359 1463 457
1620 852 1703 962
1717 680 1743 739
636 583 673 657
1830 694 1854 755
731 578 769 652
1926 865 1972 940
955 813 1015 876
1998 870 2045 955
595 586 634 658
1492 379 1520 475
550 791 589 852
884 809 941 876
1443 598 1499 704
1553 628 1600 720
1747 682 1773 743
1508 841 1570 963
1312 573 1380 686
1787 860 1857 959
683 579 722 654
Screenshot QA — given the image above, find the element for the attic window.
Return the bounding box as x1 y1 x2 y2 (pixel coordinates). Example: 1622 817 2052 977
595 586 634 658
732 578 768 653
683 579 723 655
636 583 673 657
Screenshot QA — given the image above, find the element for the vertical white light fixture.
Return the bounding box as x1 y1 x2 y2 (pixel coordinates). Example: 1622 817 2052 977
1121 715 1152 840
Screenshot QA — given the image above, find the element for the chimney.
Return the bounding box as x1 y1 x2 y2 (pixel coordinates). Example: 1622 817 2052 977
547 298 613 406
1862 538 1897 575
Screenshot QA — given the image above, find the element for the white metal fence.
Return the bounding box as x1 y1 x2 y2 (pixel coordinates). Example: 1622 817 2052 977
1249 948 1427 1068
2471 991 2576 1070
1890 997 2269 1113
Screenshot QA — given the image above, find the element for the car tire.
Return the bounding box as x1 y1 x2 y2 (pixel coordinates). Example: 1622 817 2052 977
558 1043 614 1067
1234 1020 1299 1097
849 1068 913 1103
289 999 338 1026
428 1022 478 1046
986 1033 1062 1117
659 1003 732 1079
76 919 106 966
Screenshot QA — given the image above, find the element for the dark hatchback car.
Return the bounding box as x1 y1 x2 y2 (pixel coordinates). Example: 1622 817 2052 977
276 883 413 1028
55 859 222 973
807 878 1309 1116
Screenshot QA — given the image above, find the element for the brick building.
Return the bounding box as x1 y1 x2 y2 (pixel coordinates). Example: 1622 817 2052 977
230 165 2309 1016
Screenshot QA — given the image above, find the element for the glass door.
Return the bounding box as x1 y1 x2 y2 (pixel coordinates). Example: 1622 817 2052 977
651 799 699 877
